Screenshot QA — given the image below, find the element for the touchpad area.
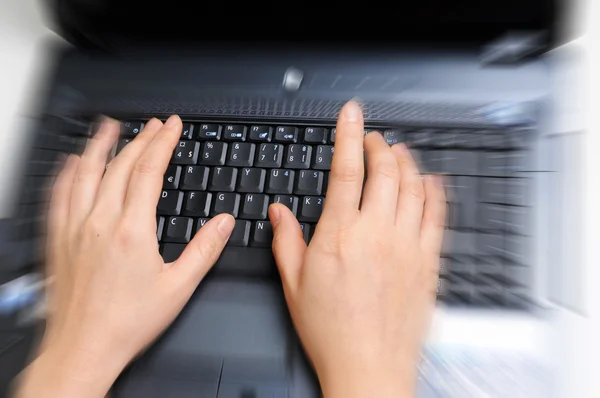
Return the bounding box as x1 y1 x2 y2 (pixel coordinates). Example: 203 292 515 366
114 279 294 397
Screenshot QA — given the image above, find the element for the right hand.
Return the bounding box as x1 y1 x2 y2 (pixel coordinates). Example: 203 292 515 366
268 101 446 398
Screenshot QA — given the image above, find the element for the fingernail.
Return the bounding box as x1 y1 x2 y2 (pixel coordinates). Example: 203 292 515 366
165 115 180 128
341 101 362 123
217 215 235 237
269 205 281 227
145 117 162 129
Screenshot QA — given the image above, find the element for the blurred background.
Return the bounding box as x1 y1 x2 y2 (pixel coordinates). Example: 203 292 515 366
0 0 597 397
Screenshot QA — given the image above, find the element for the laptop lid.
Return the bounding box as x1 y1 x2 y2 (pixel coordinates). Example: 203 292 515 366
45 0 569 53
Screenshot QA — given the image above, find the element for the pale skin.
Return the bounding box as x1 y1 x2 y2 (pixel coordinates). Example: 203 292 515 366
13 101 446 398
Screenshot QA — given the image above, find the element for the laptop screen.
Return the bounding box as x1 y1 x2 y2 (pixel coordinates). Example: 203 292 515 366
50 0 564 50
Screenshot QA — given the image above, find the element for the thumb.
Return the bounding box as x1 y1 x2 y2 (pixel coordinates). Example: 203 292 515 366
269 204 306 291
171 213 235 284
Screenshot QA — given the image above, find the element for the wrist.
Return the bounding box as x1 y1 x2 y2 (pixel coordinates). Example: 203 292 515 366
319 361 417 398
16 337 126 398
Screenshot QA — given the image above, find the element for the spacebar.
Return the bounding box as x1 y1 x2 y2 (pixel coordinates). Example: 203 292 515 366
161 244 277 277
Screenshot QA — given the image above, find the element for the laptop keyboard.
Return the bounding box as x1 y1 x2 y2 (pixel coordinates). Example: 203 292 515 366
114 120 534 309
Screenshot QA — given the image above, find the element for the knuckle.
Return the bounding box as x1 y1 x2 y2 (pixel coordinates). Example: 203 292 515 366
331 159 362 183
373 156 399 180
133 158 158 175
405 176 425 201
113 220 138 247
82 216 105 237
194 238 219 264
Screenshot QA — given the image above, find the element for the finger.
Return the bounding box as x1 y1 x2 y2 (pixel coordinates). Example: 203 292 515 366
68 118 120 233
269 204 307 292
320 101 365 225
123 115 182 222
420 175 447 258
393 143 426 232
360 132 400 220
169 214 235 286
47 155 80 269
95 118 163 209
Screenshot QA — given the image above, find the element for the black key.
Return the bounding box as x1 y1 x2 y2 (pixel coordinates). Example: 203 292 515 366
275 126 298 143
304 127 327 144
323 172 330 195
227 220 251 247
161 243 185 263
172 141 200 165
249 125 273 142
116 138 133 154
161 245 276 276
272 195 298 216
295 170 324 195
329 128 336 143
121 121 143 137
383 129 404 145
266 169 294 194
196 217 211 230
197 124 222 140
284 144 312 169
312 145 334 170
299 223 311 243
238 168 266 193
211 192 240 217
255 143 283 168
181 123 194 139
223 124 246 141
250 221 273 247
164 217 194 243
298 196 324 223
200 141 228 166
183 191 211 217
239 194 269 220
163 165 181 189
180 165 209 190
208 167 237 192
158 190 183 216
157 216 164 241
227 142 255 167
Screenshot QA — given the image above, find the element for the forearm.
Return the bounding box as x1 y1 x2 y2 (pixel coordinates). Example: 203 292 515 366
13 341 125 398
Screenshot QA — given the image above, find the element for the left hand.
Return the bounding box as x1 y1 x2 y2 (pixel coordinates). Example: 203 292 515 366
16 116 234 398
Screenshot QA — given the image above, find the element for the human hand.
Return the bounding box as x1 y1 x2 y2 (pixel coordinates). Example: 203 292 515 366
268 101 446 398
17 116 234 397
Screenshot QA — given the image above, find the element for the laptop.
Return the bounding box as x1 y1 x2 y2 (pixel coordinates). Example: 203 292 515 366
0 0 585 396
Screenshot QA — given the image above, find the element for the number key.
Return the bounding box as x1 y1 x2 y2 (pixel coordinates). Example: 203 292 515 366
227 142 255 167
255 143 283 168
200 141 228 166
284 144 312 169
172 141 200 165
312 145 334 170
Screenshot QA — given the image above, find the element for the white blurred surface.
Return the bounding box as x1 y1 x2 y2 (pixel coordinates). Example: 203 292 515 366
0 0 62 218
